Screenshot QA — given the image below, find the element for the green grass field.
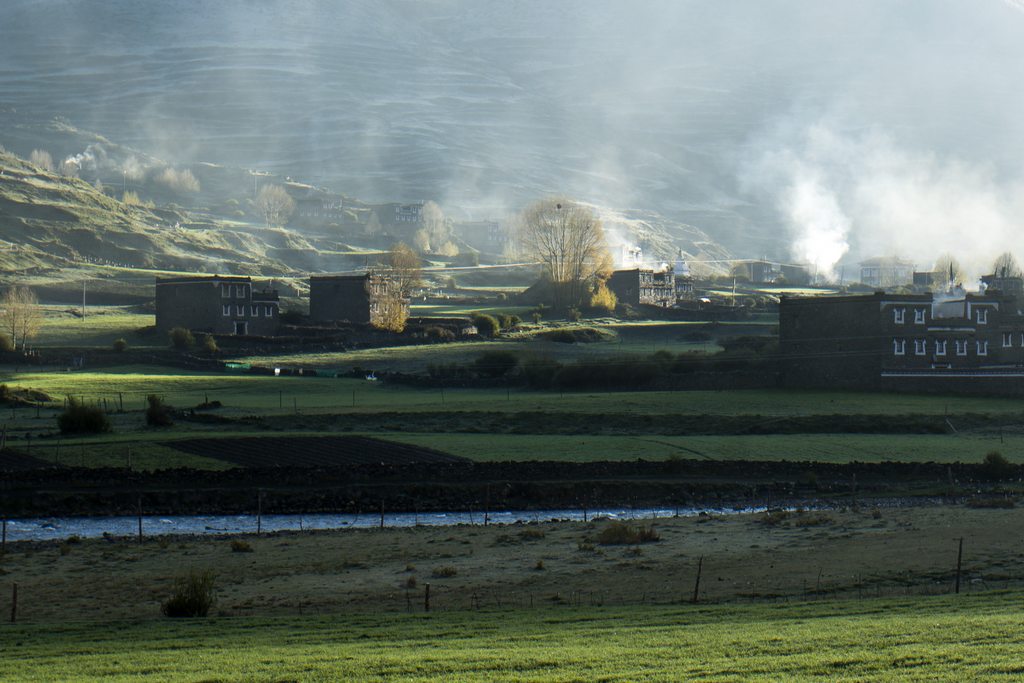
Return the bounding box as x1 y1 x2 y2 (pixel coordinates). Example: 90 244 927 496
33 305 155 348
2 593 1021 681
6 365 1024 416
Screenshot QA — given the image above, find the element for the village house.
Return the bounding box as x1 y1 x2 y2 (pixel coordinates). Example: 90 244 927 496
859 256 915 288
607 268 676 307
308 272 406 325
780 290 1024 393
155 275 280 336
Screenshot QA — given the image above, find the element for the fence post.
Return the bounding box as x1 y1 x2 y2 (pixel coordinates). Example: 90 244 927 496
2 516 6 554
137 495 143 544
10 583 17 623
424 583 431 612
691 556 703 604
955 537 963 594
380 500 385 529
257 490 263 535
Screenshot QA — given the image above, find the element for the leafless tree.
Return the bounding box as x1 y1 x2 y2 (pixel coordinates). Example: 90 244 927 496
29 149 54 172
991 252 1022 278
255 185 295 228
0 286 43 351
518 197 608 308
370 242 421 333
932 254 966 290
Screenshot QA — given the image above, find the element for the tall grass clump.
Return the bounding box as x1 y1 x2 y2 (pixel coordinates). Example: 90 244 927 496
161 569 216 618
57 397 112 434
145 394 174 427
595 521 660 545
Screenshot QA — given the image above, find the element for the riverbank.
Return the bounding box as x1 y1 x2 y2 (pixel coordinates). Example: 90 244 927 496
1 504 1020 623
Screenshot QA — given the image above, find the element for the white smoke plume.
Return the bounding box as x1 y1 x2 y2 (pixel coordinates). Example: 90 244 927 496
744 122 1024 283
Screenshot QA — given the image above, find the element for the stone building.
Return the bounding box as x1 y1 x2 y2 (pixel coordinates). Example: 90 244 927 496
155 275 280 336
780 290 1024 392
607 268 676 307
308 272 405 325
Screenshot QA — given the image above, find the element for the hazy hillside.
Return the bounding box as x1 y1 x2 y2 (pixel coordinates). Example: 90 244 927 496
3 1 1024 270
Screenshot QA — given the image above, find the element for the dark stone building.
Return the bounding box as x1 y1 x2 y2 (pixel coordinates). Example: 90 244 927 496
309 273 405 325
780 290 1024 393
155 275 280 336
608 268 676 307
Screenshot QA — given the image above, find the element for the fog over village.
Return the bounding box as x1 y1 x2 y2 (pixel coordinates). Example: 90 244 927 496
2 2 1024 681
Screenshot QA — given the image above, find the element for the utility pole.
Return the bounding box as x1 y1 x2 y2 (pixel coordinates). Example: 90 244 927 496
82 280 86 319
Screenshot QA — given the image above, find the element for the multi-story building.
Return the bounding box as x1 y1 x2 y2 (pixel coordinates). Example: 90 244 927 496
780 290 1024 392
607 268 676 308
309 272 406 325
155 276 280 336
859 256 914 288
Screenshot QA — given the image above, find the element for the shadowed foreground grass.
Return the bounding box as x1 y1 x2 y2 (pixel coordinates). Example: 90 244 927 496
2 593 1023 681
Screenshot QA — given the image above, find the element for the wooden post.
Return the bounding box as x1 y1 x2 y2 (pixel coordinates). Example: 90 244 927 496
279 391 282 409
257 490 263 535
10 583 17 623
484 485 490 526
293 397 298 414
955 537 963 594
351 389 356 408
137 495 143 544
424 583 431 612
380 500 385 529
691 556 704 604
2 516 6 554
583 506 588 523
127 448 132 471
119 392 123 412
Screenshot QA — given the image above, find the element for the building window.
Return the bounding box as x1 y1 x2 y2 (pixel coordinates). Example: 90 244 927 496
236 305 244 316
935 340 947 356
221 284 230 298
264 306 273 317
893 338 906 356
235 285 246 298
893 308 905 324
955 339 968 356
250 305 258 316
977 340 988 356
914 308 926 324
1003 332 1013 348
914 339 926 356
977 308 988 324
222 304 231 316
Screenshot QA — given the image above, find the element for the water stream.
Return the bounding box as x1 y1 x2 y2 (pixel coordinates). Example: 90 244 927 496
2 505 770 542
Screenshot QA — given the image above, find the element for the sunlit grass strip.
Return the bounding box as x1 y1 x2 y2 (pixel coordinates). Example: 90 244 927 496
1 593 1021 681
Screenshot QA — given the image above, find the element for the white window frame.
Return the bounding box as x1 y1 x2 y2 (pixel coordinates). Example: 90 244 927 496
236 305 244 316
893 338 906 356
914 339 926 356
236 285 246 298
914 308 926 324
250 305 258 317
977 340 988 356
221 284 231 298
956 339 968 356
935 340 947 356
1003 333 1013 348
893 308 906 325
222 304 231 317
977 308 988 325
264 306 273 317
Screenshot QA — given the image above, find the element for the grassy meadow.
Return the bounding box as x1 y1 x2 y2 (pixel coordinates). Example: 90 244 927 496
3 594 1023 681
3 505 1024 680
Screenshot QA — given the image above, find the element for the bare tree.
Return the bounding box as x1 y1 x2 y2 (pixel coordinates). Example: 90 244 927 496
517 198 608 308
370 243 421 333
255 185 295 228
422 200 450 251
991 252 1022 278
0 286 43 351
29 149 54 172
932 254 966 290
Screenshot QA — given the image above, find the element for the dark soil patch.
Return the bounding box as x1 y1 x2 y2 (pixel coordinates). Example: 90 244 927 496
0 448 60 470
166 435 469 468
